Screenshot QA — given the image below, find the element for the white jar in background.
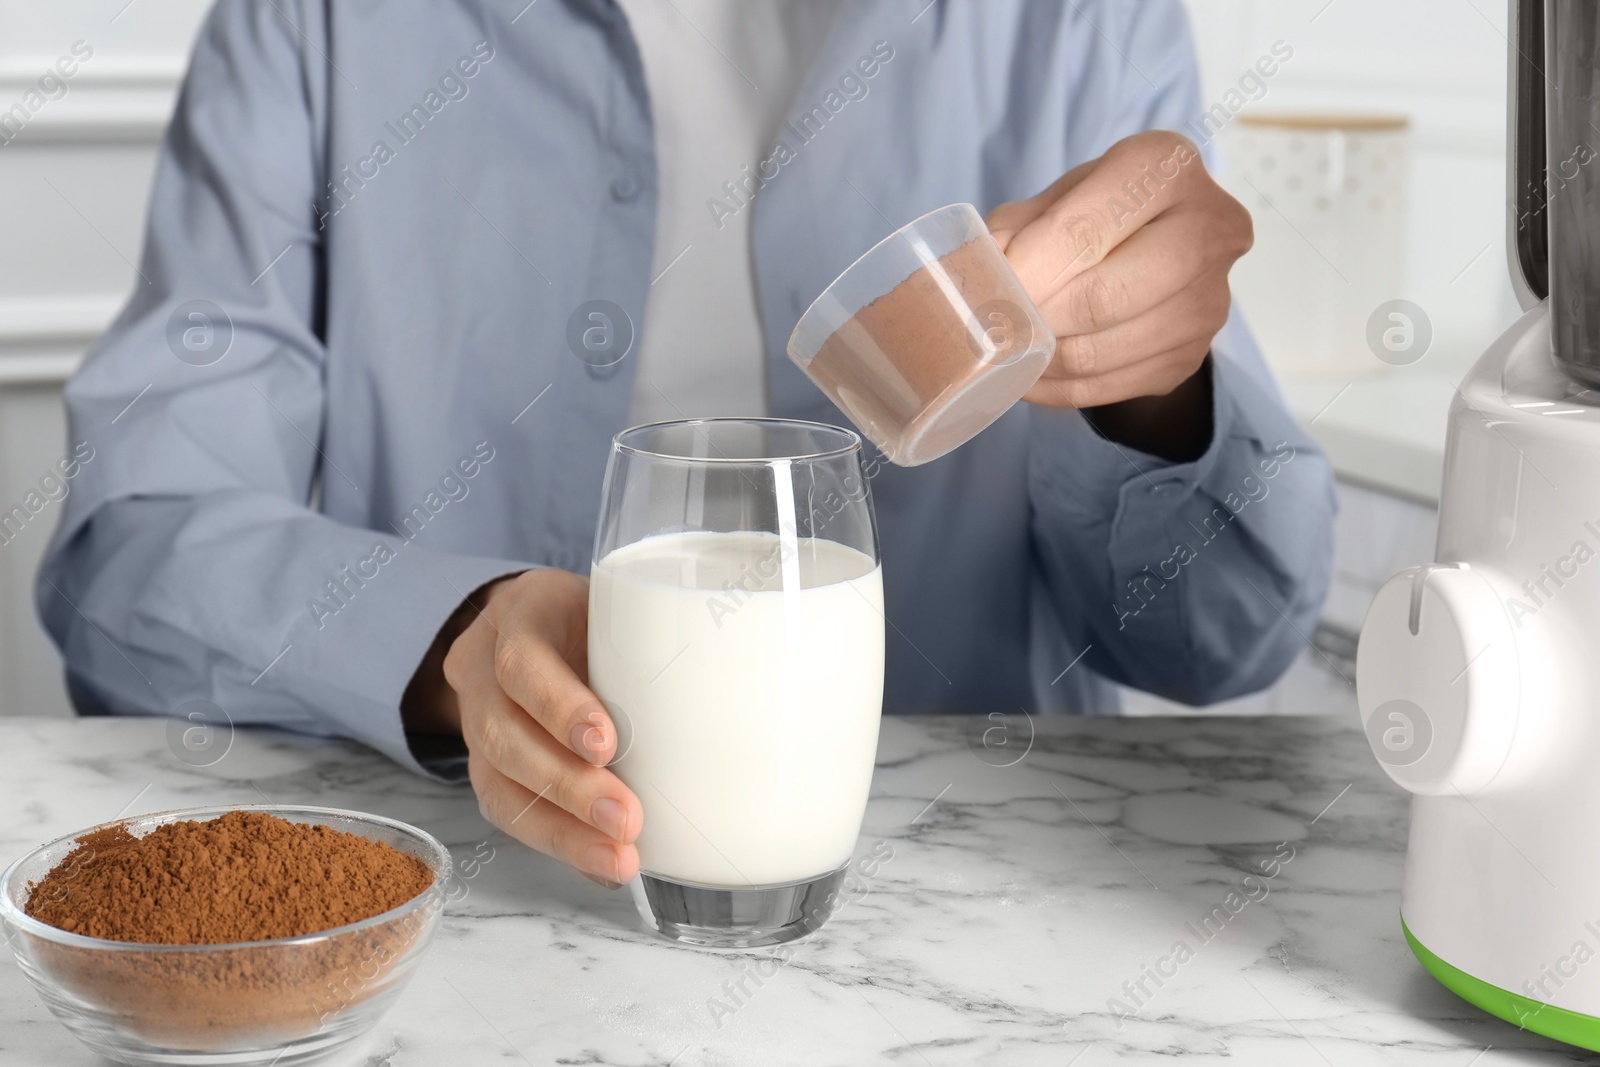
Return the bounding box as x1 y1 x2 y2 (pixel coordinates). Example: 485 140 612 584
1225 114 1412 379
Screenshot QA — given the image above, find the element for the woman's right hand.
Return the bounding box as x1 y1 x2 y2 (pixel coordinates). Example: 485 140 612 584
440 568 642 886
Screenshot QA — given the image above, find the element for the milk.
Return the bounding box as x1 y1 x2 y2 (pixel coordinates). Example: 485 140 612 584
588 530 884 887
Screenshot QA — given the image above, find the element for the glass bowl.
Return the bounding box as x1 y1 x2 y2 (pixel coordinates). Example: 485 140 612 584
0 804 452 1067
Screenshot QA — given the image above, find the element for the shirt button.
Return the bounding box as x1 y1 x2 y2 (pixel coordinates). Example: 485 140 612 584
610 173 641 201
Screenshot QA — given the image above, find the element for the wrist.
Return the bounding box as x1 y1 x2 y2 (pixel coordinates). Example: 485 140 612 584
401 572 521 738
1083 353 1214 463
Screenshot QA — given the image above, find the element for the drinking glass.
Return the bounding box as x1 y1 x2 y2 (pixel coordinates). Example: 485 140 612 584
588 418 884 948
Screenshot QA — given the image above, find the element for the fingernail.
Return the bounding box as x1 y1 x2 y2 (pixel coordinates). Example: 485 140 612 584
581 871 622 890
569 719 609 765
582 843 620 884
590 796 628 843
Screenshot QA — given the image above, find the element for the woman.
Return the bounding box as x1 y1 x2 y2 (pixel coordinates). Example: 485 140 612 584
39 0 1334 886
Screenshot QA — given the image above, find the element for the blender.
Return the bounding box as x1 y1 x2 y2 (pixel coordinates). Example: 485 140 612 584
1356 0 1600 1050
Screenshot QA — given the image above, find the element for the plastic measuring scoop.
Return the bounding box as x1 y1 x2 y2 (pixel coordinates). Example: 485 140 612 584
786 203 1055 467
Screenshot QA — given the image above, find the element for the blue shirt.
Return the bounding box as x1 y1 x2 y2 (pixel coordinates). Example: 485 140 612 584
37 0 1336 776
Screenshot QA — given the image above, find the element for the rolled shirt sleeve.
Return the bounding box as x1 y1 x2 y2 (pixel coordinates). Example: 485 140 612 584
1029 310 1336 702
1025 0 1337 703
35 0 524 774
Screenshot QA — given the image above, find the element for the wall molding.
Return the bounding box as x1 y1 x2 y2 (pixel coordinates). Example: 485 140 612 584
0 91 174 143
0 294 123 347
0 60 179 143
0 57 184 87
0 353 82 385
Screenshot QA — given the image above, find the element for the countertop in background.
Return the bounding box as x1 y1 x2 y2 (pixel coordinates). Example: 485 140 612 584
0 716 1586 1065
1283 370 1457 504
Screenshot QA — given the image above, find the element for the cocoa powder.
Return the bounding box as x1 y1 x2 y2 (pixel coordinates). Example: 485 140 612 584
26 810 431 943
17 811 442 1052
805 236 1046 465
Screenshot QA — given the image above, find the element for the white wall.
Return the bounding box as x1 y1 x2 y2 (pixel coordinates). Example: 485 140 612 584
0 1 207 716
1183 0 1520 371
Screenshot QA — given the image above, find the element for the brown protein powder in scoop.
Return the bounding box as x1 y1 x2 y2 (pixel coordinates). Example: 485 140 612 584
25 810 432 943
805 235 1045 465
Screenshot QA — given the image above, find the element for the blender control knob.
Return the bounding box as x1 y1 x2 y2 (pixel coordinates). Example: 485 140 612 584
1355 563 1519 795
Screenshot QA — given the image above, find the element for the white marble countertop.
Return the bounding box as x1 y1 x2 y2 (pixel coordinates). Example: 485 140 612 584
0 715 1589 1066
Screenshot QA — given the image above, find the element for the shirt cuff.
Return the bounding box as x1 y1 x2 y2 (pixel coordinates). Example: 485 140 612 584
1028 354 1236 516
284 547 531 780
1027 351 1258 639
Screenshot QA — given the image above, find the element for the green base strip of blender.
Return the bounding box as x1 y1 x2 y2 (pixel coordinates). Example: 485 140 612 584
1404 916 1600 1052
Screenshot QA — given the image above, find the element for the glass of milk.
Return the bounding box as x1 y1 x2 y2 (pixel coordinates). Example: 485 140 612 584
588 418 884 948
